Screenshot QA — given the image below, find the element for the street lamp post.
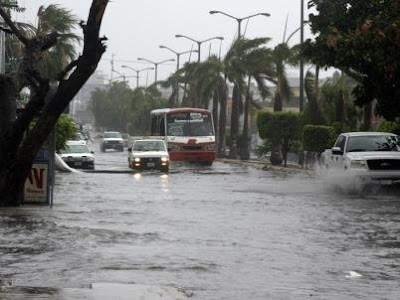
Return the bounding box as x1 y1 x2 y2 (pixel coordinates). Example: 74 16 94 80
299 0 305 112
159 46 198 106
175 34 224 63
209 10 270 38
159 45 198 71
137 57 175 84
121 65 154 88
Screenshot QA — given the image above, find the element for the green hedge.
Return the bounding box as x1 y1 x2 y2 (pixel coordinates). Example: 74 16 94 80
303 125 334 153
378 118 400 135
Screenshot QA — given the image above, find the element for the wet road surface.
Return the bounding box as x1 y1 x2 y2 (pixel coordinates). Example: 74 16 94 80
1 145 400 299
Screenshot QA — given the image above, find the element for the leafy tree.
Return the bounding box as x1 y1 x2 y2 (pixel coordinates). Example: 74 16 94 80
55 114 78 152
0 1 109 206
304 0 400 121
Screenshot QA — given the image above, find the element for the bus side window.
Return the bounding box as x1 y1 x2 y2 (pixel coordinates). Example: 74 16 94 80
150 115 157 135
159 116 165 136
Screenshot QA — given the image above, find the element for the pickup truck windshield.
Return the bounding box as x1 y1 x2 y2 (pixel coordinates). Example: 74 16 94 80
347 135 400 152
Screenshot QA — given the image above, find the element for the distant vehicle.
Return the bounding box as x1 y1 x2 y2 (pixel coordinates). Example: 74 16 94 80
70 132 87 144
321 132 400 185
100 131 124 152
128 139 169 172
150 108 216 165
121 133 130 147
59 141 95 170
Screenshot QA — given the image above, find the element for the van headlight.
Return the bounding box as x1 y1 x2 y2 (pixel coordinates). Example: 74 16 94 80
134 157 141 162
350 159 367 169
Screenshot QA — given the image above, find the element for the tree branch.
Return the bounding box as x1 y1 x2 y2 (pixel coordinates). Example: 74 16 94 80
57 59 79 81
0 6 28 45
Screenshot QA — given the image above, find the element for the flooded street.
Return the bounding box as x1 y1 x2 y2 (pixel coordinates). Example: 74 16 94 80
1 147 400 299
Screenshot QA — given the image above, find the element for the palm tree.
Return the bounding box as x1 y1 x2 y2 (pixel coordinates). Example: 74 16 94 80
35 4 80 80
270 43 298 111
224 37 274 159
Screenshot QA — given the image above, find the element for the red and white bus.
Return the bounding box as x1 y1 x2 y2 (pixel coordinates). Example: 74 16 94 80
150 108 216 165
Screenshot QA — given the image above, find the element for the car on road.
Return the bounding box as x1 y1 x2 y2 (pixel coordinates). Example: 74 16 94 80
321 132 400 184
59 141 95 170
100 131 124 152
128 139 169 172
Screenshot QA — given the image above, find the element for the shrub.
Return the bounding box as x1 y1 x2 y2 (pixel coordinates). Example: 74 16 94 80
257 110 301 166
378 118 400 135
303 125 334 153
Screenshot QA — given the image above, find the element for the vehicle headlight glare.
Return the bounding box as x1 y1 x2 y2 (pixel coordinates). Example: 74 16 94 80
134 157 141 162
350 160 367 168
161 157 168 162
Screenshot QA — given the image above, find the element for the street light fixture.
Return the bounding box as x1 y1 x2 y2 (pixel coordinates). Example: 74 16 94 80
209 10 270 38
121 65 154 88
175 34 224 62
159 45 198 71
137 57 175 84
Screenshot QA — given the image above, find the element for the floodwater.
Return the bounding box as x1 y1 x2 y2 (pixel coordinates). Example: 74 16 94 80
1 148 400 299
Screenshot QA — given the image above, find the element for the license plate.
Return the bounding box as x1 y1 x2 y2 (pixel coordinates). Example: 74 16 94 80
147 162 155 167
380 180 392 185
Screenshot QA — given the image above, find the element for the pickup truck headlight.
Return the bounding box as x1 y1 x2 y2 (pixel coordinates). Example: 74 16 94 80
134 157 141 162
350 159 367 169
161 156 169 162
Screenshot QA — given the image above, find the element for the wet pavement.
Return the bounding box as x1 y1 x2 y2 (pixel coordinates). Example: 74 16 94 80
1 143 400 299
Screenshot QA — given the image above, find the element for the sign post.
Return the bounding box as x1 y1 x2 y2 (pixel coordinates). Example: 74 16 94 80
23 146 54 205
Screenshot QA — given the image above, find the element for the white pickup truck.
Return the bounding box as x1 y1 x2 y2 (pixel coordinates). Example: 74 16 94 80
321 132 400 185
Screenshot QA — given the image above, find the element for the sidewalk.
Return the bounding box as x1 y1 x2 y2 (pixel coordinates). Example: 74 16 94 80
216 157 309 174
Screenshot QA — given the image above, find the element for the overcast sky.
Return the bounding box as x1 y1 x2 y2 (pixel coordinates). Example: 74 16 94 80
18 0 314 86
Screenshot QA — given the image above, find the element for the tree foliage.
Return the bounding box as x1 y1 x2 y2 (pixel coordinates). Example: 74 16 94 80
89 83 168 135
304 0 400 121
55 114 78 152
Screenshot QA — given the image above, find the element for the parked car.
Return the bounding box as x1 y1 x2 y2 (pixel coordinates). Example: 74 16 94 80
100 131 124 152
321 132 400 185
58 141 95 170
128 139 169 172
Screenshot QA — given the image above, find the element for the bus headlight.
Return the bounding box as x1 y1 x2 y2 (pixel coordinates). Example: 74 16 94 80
205 144 216 151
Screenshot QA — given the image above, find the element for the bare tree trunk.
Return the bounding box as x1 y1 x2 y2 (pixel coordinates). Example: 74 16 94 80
0 0 109 206
229 84 240 158
218 87 227 157
240 77 251 160
212 90 219 146
273 92 283 112
362 102 373 131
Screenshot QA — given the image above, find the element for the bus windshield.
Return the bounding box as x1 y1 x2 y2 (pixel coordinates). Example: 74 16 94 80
167 112 214 137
